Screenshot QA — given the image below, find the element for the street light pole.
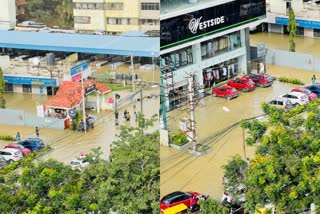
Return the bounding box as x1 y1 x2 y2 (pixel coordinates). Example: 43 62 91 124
81 68 87 133
131 55 135 92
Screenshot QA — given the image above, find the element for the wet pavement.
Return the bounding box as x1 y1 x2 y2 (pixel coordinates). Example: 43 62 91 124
250 32 320 56
160 64 318 201
0 87 159 165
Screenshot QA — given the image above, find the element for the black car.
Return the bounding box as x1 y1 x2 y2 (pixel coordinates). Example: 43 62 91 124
305 84 320 96
19 138 45 152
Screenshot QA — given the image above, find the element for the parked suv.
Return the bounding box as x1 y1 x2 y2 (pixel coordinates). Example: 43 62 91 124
19 138 45 152
279 92 309 106
227 77 256 92
0 148 23 163
269 97 294 112
4 143 31 156
160 191 203 212
245 73 273 87
291 87 318 101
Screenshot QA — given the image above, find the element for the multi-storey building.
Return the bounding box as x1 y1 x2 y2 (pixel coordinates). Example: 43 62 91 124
73 0 160 35
265 0 320 38
160 0 267 111
0 0 16 30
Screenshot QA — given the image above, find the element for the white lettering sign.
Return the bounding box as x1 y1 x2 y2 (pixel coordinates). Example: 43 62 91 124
189 16 225 34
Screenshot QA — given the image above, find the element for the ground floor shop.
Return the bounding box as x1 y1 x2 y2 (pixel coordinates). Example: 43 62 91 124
161 29 249 111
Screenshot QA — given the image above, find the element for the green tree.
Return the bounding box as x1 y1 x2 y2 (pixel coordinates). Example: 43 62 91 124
242 100 320 213
287 7 297 52
0 67 6 109
198 198 229 214
56 0 74 27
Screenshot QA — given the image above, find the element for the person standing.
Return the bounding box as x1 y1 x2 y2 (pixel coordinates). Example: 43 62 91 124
16 132 21 142
115 111 119 126
35 127 40 137
126 112 131 122
312 74 316 85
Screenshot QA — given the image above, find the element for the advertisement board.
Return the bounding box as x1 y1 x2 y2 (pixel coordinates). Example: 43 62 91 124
3 76 57 87
160 0 266 50
70 61 91 82
275 17 320 29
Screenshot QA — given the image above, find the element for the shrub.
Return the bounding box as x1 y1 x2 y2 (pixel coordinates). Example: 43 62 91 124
170 132 189 146
0 135 16 141
278 77 304 85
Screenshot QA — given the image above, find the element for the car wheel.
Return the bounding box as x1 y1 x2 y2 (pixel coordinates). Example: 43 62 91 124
242 88 248 92
8 160 13 164
212 92 217 97
227 96 231 100
294 103 300 107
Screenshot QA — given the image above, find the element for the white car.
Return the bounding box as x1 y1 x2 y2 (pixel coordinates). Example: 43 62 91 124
279 91 309 106
70 159 90 170
269 97 294 112
0 148 23 163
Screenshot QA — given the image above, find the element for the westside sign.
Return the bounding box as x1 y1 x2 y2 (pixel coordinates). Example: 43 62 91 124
189 16 225 34
160 0 266 50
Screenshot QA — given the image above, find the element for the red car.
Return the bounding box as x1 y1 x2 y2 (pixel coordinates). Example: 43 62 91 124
227 77 256 92
160 191 203 211
4 143 31 156
212 85 239 100
244 73 273 87
291 87 318 101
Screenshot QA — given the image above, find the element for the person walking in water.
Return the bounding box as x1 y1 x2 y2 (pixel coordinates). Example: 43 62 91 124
312 74 316 85
16 132 21 142
35 127 40 137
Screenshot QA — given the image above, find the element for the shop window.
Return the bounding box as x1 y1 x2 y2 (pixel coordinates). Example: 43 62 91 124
314 29 320 38
201 31 241 60
161 47 193 69
4 83 13 92
22 84 32 93
296 27 304 36
74 16 91 24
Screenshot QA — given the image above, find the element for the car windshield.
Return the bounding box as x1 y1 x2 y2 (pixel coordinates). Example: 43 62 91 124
304 89 311 95
71 161 80 166
248 80 254 85
17 144 24 150
14 151 20 155
301 95 307 99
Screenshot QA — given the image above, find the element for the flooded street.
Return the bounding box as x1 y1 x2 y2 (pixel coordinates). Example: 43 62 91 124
250 32 320 56
0 87 159 164
160 64 318 201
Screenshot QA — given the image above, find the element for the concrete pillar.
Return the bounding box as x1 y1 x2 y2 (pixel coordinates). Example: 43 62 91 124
96 94 100 113
242 28 250 74
192 43 204 94
160 129 170 146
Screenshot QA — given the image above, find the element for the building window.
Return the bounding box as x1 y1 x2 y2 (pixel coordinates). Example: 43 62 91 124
141 3 159 10
22 85 32 93
314 29 320 38
161 46 193 69
73 3 104 10
105 3 124 10
74 16 91 24
140 19 156 25
296 27 304 36
107 18 122 25
4 83 13 92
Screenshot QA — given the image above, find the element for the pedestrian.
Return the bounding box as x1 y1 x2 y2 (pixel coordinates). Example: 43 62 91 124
35 127 40 137
312 74 316 85
126 112 131 122
16 132 21 142
115 111 119 126
123 110 127 119
134 111 138 122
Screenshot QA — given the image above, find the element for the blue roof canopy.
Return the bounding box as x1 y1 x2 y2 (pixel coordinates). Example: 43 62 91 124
0 30 160 57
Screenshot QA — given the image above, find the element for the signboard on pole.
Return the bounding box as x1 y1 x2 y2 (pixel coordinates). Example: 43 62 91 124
70 61 91 82
85 84 96 96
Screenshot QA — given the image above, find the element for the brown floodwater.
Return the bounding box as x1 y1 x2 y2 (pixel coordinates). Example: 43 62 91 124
160 64 319 200
250 32 320 56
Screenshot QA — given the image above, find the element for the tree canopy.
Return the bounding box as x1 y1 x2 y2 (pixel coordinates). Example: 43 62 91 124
238 100 320 213
0 116 160 213
287 7 297 52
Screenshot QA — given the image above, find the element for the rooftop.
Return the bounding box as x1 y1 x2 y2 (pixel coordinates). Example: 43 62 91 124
0 30 160 57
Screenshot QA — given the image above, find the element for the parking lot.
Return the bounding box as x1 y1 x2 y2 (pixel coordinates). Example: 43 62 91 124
160 64 319 201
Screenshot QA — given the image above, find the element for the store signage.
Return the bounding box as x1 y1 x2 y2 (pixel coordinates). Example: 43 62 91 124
275 17 320 29
70 61 88 77
85 84 96 96
189 16 225 34
160 0 266 50
3 75 57 87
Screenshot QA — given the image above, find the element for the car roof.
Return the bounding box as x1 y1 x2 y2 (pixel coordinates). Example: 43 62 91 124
287 91 306 97
161 191 186 201
0 148 20 153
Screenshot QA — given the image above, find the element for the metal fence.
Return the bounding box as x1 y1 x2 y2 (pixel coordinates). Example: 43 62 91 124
263 48 320 72
0 109 66 129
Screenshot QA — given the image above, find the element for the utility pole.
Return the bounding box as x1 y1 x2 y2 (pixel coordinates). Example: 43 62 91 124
187 74 197 152
81 68 87 133
49 66 55 96
242 125 247 160
160 57 168 129
131 55 135 92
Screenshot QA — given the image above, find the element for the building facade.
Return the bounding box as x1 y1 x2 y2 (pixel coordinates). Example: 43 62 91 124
73 0 160 34
0 0 16 30
266 0 320 38
160 0 266 111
